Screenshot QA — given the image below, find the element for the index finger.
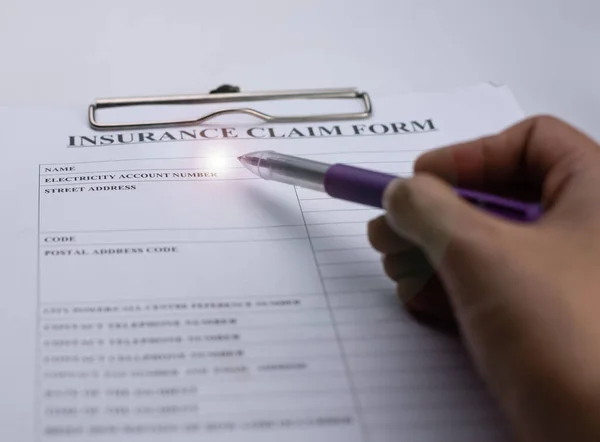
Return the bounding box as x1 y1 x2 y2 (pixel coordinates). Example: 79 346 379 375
415 116 599 205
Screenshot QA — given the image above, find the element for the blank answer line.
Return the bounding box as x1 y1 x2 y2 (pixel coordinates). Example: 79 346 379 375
310 234 366 239
301 149 432 156
322 274 388 281
364 420 499 432
40 160 413 177
40 149 433 167
358 384 482 395
314 246 372 253
40 225 306 235
306 221 373 226
38 290 395 307
318 260 377 266
302 208 376 213
315 246 372 253
322 273 384 280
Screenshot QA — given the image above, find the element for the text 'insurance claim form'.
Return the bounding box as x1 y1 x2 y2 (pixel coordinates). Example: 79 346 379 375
0 84 523 442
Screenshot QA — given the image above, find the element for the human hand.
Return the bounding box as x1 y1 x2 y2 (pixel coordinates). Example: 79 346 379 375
368 116 600 442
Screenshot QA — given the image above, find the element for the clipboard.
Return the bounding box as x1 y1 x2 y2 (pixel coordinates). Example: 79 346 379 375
88 86 372 131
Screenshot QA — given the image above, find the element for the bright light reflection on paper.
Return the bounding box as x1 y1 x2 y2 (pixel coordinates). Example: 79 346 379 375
202 151 230 171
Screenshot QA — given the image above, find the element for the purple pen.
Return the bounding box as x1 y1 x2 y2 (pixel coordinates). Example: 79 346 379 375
238 150 542 223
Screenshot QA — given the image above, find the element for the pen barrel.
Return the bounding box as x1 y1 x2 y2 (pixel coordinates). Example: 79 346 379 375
323 164 543 222
324 164 395 208
454 188 543 222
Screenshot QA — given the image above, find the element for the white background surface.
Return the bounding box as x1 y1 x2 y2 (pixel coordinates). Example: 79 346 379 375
1 0 599 138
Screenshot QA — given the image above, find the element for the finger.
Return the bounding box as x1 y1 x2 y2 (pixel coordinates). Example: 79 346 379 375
405 307 458 333
393 273 457 328
415 115 599 206
403 276 456 325
368 216 414 254
383 175 504 264
382 248 432 281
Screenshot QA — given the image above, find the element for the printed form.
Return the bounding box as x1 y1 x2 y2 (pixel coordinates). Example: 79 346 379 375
0 84 523 442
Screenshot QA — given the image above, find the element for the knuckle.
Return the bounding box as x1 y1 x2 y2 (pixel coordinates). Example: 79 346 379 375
529 114 566 132
408 174 431 188
531 114 561 125
385 176 435 215
400 176 424 206
402 174 436 209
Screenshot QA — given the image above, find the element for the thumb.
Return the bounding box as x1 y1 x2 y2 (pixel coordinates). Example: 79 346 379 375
382 174 501 266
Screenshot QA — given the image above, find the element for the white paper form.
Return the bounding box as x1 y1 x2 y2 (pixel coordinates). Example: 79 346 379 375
0 84 523 442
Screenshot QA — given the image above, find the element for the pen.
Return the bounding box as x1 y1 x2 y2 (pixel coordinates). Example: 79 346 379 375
238 150 543 223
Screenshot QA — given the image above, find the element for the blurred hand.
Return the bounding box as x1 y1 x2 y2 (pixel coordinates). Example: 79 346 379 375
368 116 600 442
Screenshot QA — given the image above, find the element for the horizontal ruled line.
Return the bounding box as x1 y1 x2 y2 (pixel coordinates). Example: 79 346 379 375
309 234 366 239
306 221 371 226
322 272 384 280
318 260 377 266
302 208 374 213
302 149 430 156
315 246 372 253
314 246 373 253
40 225 305 235
40 148 432 167
363 419 498 432
41 161 412 177
38 290 401 307
357 383 481 395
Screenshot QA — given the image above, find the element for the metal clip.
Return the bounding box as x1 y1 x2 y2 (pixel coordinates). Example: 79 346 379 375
88 88 372 131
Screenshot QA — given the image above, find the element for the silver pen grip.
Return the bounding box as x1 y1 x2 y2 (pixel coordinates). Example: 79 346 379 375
256 151 329 192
